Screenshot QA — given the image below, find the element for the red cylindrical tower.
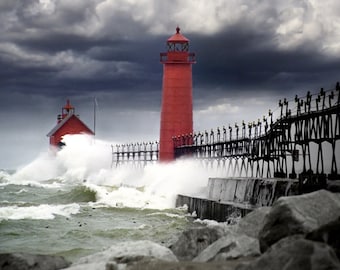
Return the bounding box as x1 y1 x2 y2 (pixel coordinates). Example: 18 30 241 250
159 27 196 161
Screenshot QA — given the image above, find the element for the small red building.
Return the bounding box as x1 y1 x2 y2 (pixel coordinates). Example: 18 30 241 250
47 100 94 147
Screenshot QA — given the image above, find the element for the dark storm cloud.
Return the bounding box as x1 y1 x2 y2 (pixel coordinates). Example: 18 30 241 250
2 0 339 103
0 0 339 168
0 0 159 103
192 24 340 97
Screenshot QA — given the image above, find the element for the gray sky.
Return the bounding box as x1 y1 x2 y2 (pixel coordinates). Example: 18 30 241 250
1 0 340 169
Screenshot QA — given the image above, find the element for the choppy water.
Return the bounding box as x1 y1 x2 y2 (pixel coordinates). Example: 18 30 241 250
0 134 217 262
0 180 190 262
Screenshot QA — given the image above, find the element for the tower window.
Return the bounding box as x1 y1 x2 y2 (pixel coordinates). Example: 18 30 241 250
167 42 189 52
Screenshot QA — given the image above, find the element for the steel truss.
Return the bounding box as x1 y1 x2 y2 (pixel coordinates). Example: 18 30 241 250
174 83 340 181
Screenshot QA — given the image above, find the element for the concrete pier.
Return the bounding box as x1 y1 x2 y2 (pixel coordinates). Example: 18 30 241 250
207 177 298 206
176 194 252 222
176 177 299 222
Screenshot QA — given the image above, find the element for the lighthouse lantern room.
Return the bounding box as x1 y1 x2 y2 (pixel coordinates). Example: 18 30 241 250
47 100 94 147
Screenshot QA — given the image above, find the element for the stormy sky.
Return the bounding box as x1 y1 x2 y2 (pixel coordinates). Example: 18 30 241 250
1 0 339 169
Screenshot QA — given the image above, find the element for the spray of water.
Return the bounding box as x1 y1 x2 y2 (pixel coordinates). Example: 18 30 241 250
8 134 223 209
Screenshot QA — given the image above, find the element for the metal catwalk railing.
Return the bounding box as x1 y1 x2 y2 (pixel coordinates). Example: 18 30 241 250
111 142 159 168
174 82 340 180
112 82 340 181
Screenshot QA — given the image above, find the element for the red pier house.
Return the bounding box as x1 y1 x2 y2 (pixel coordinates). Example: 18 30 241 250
47 100 94 147
159 27 196 161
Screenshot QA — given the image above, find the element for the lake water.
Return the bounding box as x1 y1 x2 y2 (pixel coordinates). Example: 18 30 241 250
0 134 218 262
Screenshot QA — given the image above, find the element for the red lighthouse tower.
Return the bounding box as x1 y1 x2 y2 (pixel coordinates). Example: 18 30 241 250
159 27 196 161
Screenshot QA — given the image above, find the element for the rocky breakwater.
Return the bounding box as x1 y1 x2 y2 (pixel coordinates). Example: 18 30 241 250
68 189 339 270
237 189 340 270
3 189 340 270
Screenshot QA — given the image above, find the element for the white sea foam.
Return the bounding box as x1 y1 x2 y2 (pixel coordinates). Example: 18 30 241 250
146 212 186 219
8 134 223 210
84 158 217 209
15 188 28 194
194 218 221 227
0 203 80 220
0 170 10 183
9 152 60 183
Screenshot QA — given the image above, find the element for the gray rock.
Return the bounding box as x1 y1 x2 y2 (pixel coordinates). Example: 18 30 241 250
236 237 340 270
170 226 226 261
306 216 340 260
193 233 260 262
64 262 107 270
235 207 271 239
0 253 70 270
125 257 255 270
65 240 177 270
258 189 340 252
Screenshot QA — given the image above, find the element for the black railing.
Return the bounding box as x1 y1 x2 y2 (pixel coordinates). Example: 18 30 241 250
111 141 159 167
112 82 340 181
174 82 340 180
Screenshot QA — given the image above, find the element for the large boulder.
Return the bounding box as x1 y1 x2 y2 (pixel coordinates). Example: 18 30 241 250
259 189 340 252
0 253 70 270
236 236 340 270
306 216 340 260
65 240 177 270
234 207 271 239
193 233 260 262
170 226 226 261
